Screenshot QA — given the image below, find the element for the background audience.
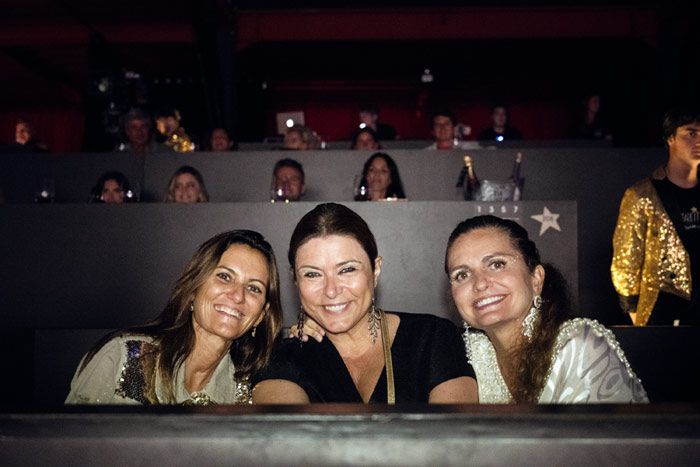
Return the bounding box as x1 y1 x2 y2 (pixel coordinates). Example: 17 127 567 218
351 127 380 150
90 171 134 204
164 165 209 203
572 93 613 140
426 109 478 150
283 124 320 150
156 108 195 152
358 105 397 141
354 152 406 201
12 118 48 152
477 105 523 142
271 158 305 202
115 108 170 155
612 104 699 326
207 127 236 152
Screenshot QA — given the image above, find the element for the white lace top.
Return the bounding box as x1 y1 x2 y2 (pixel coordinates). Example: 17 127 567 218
465 318 649 403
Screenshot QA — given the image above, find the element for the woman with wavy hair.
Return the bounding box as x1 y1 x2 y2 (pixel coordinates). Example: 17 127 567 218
164 165 209 203
354 152 406 201
66 230 282 405
445 215 647 403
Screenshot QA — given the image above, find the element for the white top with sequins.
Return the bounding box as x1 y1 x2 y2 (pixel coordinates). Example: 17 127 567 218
466 318 649 403
65 334 249 405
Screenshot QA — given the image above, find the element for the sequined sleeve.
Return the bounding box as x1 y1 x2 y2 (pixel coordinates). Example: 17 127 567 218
541 319 648 403
65 337 137 405
611 187 647 312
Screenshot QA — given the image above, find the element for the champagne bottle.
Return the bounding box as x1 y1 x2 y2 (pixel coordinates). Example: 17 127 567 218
463 155 480 201
510 152 522 201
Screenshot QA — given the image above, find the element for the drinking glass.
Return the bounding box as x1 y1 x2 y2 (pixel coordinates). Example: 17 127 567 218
35 178 55 204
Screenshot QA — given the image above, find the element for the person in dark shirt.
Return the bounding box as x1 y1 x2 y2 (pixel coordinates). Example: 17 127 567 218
11 119 48 152
358 105 397 141
572 93 613 141
252 203 477 403
612 104 700 325
477 105 523 142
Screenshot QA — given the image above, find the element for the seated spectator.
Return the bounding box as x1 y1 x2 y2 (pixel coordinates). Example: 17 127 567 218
354 152 406 201
477 105 523 142
425 109 478 150
65 229 282 405
271 158 305 202
207 127 236 152
12 118 48 152
115 108 170 155
156 108 195 152
350 127 380 150
164 165 209 203
447 215 647 403
358 105 397 141
572 93 613 140
283 124 321 150
90 171 134 204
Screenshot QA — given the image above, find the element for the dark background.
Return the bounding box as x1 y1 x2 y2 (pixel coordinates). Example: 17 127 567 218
1 1 697 151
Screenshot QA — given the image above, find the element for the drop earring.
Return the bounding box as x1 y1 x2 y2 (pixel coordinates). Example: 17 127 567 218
297 306 306 341
367 298 381 344
462 321 473 363
522 294 542 342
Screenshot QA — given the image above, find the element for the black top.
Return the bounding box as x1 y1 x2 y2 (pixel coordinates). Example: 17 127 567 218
651 178 700 323
253 312 475 403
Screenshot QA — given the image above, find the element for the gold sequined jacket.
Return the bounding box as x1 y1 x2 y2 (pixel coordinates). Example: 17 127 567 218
164 127 195 152
611 166 692 325
65 334 251 405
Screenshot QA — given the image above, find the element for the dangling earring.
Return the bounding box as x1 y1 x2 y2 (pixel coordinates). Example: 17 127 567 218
251 325 257 338
367 298 381 344
522 294 542 342
189 302 194 312
462 321 473 363
297 306 306 341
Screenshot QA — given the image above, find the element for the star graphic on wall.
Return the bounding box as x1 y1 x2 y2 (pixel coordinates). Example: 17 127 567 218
530 207 561 236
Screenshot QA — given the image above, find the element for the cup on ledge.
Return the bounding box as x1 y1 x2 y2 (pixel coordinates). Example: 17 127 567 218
35 178 55 204
270 182 291 203
125 181 140 203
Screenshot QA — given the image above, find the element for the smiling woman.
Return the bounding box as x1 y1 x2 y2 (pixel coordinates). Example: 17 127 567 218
164 165 209 203
445 215 648 403
354 153 406 201
65 230 282 405
252 203 477 404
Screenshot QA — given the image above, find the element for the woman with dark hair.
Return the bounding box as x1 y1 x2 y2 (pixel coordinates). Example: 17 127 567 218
572 93 612 140
66 230 283 405
252 203 477 404
354 152 406 201
164 165 209 203
445 215 647 403
350 127 380 150
90 171 133 204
